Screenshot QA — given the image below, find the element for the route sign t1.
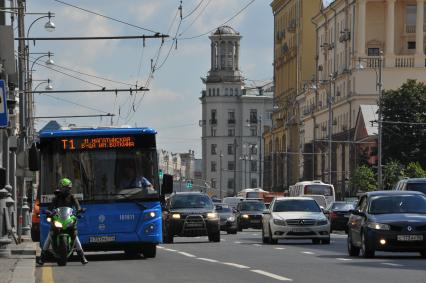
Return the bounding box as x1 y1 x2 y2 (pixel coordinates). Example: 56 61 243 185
0 80 8 127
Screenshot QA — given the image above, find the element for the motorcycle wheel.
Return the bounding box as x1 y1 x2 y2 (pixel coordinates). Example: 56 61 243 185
57 236 68 266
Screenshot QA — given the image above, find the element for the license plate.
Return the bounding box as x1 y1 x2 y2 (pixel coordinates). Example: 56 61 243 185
292 228 310 233
251 220 261 224
397 235 423 241
186 223 203 228
89 236 116 243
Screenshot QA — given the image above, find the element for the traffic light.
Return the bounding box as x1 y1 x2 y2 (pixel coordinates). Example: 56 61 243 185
159 169 164 179
186 180 193 189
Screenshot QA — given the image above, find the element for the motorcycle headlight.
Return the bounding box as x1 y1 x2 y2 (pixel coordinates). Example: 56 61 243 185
367 222 390 231
273 218 286 226
242 214 249 219
46 217 52 223
171 213 181 219
227 216 235 222
207 212 218 219
54 221 63 228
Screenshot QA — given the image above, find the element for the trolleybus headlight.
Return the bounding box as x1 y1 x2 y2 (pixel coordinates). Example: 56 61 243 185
172 213 181 219
149 211 156 218
54 221 63 228
46 217 52 223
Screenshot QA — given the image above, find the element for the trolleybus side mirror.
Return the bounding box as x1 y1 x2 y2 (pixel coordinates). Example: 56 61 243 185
28 143 40 171
161 174 174 196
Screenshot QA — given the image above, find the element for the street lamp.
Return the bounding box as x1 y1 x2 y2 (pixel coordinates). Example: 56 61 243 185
246 115 262 188
356 53 384 190
219 151 223 199
33 79 53 91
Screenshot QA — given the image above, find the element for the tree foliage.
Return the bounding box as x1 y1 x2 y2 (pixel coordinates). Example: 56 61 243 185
383 160 406 190
350 165 377 192
405 162 426 178
381 79 426 167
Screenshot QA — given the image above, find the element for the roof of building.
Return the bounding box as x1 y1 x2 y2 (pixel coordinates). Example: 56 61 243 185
213 25 239 36
359 104 378 136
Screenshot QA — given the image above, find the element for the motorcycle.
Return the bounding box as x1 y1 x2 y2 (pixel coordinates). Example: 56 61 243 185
45 207 84 266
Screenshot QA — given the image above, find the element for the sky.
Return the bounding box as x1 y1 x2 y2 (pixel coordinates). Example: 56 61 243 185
22 0 273 158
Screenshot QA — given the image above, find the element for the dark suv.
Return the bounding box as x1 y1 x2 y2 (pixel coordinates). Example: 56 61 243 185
394 178 426 195
236 199 266 230
162 192 220 243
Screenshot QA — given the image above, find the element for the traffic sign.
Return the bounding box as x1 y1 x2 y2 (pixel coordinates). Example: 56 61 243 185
186 180 193 189
0 80 8 127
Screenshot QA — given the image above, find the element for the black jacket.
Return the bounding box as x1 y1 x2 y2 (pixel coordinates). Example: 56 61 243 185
49 193 81 212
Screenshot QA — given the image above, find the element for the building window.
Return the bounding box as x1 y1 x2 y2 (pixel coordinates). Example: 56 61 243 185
249 144 258 155
210 109 217 125
251 178 257 188
211 178 216 189
235 88 239 95
211 144 217 155
250 160 257 172
211 161 217 172
211 128 216 136
228 111 235 124
225 88 229 95
228 144 234 155
250 109 258 123
367 48 380 56
208 89 211 96
408 41 416 50
250 127 257 136
217 88 220 96
212 88 216 96
228 161 235 171
230 88 234 96
227 178 234 189
228 128 235 136
406 5 416 26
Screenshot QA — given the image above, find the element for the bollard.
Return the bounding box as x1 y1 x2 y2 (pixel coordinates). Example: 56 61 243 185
4 185 15 230
0 187 12 258
21 192 30 236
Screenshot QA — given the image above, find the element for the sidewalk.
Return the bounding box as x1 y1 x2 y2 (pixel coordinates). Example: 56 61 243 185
0 236 37 283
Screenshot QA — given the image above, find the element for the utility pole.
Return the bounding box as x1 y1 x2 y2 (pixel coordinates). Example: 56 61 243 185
258 115 262 188
233 138 237 196
219 151 223 199
377 54 383 190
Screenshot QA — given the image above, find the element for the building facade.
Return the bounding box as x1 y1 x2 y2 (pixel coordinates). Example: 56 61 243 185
298 0 426 198
200 26 273 197
264 0 320 191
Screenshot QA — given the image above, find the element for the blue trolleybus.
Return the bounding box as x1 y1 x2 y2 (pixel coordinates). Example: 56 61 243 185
34 127 172 258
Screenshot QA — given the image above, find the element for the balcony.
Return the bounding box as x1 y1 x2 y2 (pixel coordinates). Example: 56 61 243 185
404 24 426 34
209 119 217 125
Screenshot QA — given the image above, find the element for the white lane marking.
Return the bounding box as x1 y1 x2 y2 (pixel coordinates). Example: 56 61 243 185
302 251 315 255
221 239 226 242
274 247 286 250
331 233 347 238
178 251 196 258
157 246 165 249
234 241 242 244
164 248 177 252
197 257 218 263
252 244 261 247
382 263 403 267
336 258 352 261
222 262 250 269
251 270 293 281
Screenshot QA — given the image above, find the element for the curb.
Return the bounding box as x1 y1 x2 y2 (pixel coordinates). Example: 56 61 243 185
9 242 37 283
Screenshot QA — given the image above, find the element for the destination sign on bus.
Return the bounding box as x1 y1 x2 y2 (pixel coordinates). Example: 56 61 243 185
61 136 136 150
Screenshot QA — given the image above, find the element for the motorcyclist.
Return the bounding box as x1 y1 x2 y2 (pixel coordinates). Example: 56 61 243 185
37 178 88 265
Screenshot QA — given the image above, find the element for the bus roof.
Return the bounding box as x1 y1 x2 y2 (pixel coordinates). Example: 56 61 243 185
291 180 332 186
39 127 157 138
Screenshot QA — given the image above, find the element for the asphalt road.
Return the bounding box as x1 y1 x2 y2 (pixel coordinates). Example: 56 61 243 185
36 230 426 283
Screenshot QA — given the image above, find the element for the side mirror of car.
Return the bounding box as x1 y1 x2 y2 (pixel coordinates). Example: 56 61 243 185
161 174 174 196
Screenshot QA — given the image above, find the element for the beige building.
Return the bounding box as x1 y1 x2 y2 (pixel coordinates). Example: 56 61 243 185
298 0 426 198
264 0 320 191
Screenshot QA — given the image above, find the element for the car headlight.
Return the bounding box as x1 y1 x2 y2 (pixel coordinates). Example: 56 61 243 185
171 213 181 219
46 217 52 223
227 216 235 222
273 218 287 226
317 219 328 226
367 222 390 230
242 214 249 219
207 212 218 219
54 221 63 228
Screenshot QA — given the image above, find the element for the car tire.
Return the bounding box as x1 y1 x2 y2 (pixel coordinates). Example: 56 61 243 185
312 239 321 244
268 225 278 245
208 231 221 242
321 237 331 245
420 251 426 258
360 231 375 258
347 232 360 257
262 225 269 244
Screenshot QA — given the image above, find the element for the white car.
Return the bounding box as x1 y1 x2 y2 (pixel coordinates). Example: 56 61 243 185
261 197 331 244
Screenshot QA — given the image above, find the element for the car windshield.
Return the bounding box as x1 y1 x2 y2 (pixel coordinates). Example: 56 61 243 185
406 183 426 194
273 199 321 212
170 194 214 209
240 201 266 211
216 205 232 213
330 202 355 211
369 195 426 214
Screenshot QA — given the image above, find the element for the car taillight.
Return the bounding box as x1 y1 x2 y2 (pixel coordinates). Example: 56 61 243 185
330 212 337 219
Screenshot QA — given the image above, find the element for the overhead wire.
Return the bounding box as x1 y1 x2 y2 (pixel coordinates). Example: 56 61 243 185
38 93 110 114
53 0 162 34
178 0 212 37
182 0 204 20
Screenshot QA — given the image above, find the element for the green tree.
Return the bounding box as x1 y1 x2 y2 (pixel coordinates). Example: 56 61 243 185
350 165 377 192
383 160 405 190
405 162 426 178
381 79 426 167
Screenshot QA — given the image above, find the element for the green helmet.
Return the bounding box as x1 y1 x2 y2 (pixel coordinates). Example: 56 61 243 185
59 178 72 192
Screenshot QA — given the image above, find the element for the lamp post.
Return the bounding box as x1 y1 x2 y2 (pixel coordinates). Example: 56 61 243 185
219 151 223 199
356 54 384 189
239 154 247 189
